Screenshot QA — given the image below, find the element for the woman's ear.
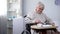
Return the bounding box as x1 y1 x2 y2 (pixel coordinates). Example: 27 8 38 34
35 8 37 11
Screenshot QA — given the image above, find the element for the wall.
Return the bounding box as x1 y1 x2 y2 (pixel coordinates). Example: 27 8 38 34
22 0 60 31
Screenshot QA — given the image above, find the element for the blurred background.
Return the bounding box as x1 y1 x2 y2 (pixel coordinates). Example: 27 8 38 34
0 0 60 34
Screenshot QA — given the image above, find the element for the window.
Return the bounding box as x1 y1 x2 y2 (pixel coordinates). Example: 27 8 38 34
7 0 22 19
0 0 7 15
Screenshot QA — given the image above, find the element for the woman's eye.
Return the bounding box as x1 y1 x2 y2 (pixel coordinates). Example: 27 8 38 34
39 8 43 10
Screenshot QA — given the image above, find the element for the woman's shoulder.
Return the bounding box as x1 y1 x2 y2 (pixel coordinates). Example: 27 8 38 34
41 13 46 15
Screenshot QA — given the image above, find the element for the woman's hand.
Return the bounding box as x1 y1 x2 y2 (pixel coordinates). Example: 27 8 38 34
34 19 42 24
51 23 55 26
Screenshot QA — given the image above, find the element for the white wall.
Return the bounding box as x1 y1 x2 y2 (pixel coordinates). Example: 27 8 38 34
23 0 60 31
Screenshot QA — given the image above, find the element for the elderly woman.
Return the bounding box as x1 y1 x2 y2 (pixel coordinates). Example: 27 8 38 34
25 2 55 34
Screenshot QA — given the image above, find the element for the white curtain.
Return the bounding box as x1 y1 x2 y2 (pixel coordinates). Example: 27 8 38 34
0 0 7 16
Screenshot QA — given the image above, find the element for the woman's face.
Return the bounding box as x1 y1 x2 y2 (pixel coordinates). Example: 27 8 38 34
35 5 44 14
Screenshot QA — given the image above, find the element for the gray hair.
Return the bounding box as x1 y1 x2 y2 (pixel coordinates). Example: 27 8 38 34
37 2 44 8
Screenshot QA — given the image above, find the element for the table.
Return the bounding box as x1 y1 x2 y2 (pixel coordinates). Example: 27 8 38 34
31 25 58 34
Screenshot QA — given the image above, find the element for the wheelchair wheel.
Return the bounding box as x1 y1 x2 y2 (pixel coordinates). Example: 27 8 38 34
21 30 30 34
